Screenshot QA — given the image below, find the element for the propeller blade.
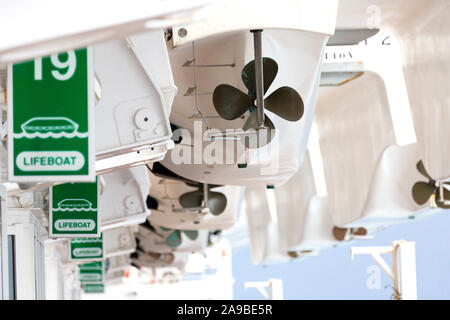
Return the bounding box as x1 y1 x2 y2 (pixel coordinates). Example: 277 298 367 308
352 228 367 236
207 191 227 215
416 160 434 181
412 181 435 205
332 227 347 241
264 86 304 121
163 253 175 264
182 230 199 241
436 201 450 209
242 111 275 148
166 231 181 248
212 84 252 120
179 190 204 208
241 57 278 97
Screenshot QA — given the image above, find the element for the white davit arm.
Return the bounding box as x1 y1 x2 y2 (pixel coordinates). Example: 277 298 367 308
350 240 417 300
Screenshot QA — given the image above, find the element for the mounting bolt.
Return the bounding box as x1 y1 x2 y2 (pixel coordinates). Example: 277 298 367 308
178 28 188 38
137 131 146 139
119 233 130 248
124 196 139 213
134 108 152 130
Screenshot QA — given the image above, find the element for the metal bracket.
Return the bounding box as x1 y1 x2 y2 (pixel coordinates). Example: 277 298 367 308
350 240 417 300
206 128 263 141
183 87 212 96
172 207 209 215
182 60 235 68
244 278 283 300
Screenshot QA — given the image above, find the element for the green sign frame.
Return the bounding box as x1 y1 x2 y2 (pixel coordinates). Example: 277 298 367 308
7 48 95 182
50 179 100 238
70 235 103 261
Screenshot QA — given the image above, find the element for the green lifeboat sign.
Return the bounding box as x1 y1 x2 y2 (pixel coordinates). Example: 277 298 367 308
50 179 100 238
79 261 104 283
70 235 103 261
7 48 95 182
83 283 104 294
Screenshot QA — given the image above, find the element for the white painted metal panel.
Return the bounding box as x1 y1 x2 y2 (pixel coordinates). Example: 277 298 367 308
0 0 210 63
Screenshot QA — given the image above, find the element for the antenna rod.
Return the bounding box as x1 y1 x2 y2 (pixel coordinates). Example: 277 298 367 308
251 29 265 128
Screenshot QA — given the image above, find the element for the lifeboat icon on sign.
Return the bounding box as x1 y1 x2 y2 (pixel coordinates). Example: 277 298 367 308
14 116 88 139
57 198 92 210
21 117 78 134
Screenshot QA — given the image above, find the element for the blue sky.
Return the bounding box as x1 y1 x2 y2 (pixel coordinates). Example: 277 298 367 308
231 210 450 300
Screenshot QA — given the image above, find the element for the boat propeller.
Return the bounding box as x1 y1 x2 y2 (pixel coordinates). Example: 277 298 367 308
150 162 227 216
212 31 304 148
179 182 227 216
332 226 367 241
412 160 450 208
